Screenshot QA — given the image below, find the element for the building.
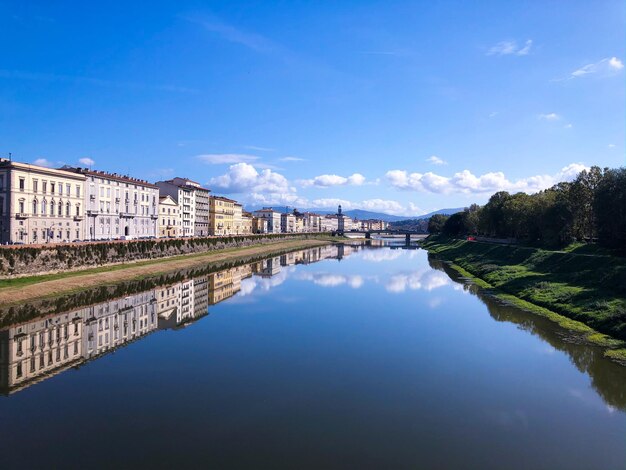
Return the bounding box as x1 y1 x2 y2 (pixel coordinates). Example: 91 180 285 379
252 216 268 234
158 195 181 238
233 203 243 235
281 212 296 233
156 178 211 237
241 212 253 235
253 208 282 234
0 159 87 244
156 180 196 237
62 167 159 240
209 196 236 235
302 212 322 232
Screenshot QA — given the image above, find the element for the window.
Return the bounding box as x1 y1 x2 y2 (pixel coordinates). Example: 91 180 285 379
18 200 24 214
76 204 80 216
66 202 70 217
51 182 55 193
42 200 47 215
58 182 63 195
42 181 47 193
66 183 70 195
76 185 81 197
58 201 62 216
19 178 25 191
33 179 38 192
0 175 3 190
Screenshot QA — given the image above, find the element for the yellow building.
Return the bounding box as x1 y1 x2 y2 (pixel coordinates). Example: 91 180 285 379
209 196 235 235
158 195 181 238
0 159 86 244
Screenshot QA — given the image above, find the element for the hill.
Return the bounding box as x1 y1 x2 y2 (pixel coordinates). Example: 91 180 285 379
243 206 464 222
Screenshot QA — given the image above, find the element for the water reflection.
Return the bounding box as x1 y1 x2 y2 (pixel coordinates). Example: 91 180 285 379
0 244 357 396
428 255 626 411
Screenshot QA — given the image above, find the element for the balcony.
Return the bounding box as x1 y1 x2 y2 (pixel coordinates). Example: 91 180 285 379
74 215 84 221
86 209 99 216
120 211 134 218
150 214 159 219
15 212 29 219
90 194 96 200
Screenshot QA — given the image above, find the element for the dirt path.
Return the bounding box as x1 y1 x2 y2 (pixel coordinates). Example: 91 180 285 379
0 239 331 304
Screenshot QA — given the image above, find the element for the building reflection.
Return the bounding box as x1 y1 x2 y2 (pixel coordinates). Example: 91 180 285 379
0 244 354 395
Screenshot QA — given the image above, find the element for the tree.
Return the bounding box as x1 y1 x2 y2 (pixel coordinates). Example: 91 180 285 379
594 168 626 252
428 214 449 234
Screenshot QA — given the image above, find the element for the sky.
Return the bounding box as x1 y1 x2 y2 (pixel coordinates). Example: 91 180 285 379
1 1 624 216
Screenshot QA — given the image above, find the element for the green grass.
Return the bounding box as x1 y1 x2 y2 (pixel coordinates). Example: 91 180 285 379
422 235 626 357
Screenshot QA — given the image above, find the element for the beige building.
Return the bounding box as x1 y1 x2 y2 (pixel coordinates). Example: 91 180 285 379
241 212 253 235
209 196 235 236
281 213 296 233
158 195 181 238
0 159 86 244
233 202 243 235
252 216 268 234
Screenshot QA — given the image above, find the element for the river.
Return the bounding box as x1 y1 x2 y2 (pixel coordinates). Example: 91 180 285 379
1 241 625 469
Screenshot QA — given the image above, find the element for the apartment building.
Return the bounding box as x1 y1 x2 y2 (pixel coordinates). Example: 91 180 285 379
233 203 243 235
0 159 86 244
155 178 210 237
209 196 236 235
241 212 253 235
252 216 268 234
156 180 196 237
253 208 282 234
158 195 181 238
62 167 158 240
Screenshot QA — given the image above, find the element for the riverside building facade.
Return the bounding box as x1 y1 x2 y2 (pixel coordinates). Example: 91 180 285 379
62 167 159 240
155 178 210 237
0 159 86 244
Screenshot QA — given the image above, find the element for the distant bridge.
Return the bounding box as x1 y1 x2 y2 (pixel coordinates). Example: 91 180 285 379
334 229 427 244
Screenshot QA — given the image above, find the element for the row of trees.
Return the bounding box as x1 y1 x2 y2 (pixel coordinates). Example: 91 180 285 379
428 166 626 251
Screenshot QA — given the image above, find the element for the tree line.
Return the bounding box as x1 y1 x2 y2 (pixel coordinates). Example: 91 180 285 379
428 166 626 252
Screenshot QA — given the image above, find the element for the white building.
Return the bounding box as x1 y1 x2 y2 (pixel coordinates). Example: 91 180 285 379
62 167 158 240
253 208 282 234
156 178 210 237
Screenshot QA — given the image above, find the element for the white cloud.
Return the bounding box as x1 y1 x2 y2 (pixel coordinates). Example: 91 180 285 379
563 123 573 129
78 157 95 167
567 57 624 79
538 113 561 121
279 156 306 162
33 158 53 167
386 163 589 195
427 155 447 165
517 40 533 56
197 153 259 164
385 270 450 294
296 272 364 289
487 39 532 56
608 144 616 149
360 199 404 214
299 172 366 188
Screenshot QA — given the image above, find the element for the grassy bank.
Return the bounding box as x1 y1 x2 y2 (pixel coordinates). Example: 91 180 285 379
421 236 626 363
0 237 335 306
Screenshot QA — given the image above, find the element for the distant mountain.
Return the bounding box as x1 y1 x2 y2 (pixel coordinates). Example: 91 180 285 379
243 205 464 222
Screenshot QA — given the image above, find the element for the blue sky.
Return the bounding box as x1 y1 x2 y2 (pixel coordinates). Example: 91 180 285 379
1 1 624 215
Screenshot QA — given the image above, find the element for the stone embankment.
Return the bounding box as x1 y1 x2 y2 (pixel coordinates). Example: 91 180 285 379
0 234 331 277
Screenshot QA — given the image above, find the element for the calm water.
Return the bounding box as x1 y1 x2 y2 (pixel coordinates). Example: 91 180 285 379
1 241 625 469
